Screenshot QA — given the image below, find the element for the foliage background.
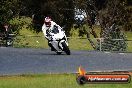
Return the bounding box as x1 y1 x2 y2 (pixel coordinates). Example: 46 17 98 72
0 0 131 51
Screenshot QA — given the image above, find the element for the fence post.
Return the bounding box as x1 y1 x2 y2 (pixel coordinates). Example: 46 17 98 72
99 38 102 51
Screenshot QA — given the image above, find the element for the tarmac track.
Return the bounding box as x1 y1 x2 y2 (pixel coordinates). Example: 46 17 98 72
0 47 132 75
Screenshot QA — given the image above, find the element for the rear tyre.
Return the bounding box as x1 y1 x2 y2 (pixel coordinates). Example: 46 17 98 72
62 42 70 55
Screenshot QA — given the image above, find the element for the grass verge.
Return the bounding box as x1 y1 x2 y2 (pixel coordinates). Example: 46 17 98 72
12 28 132 52
0 74 131 88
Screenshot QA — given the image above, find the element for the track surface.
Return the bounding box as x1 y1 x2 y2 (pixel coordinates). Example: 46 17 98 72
0 47 132 75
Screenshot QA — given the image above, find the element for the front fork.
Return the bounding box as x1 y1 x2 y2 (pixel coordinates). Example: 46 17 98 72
50 41 62 52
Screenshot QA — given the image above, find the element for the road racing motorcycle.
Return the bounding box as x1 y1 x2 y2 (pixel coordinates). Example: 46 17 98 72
47 26 70 55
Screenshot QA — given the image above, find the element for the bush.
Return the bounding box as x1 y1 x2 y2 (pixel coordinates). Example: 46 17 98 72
9 16 32 35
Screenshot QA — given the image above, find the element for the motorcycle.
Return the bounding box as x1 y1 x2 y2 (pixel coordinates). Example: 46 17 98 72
0 24 14 47
47 26 71 55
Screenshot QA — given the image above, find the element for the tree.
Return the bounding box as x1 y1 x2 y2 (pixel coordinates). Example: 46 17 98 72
0 0 24 23
74 0 129 51
0 0 130 51
31 0 75 35
97 0 128 51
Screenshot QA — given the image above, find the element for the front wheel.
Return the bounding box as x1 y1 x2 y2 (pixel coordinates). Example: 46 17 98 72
62 42 70 55
56 51 62 55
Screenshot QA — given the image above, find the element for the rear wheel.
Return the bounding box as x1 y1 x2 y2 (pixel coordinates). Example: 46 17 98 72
62 42 70 55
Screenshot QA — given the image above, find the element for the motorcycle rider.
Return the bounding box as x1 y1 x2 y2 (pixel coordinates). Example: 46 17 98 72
42 16 62 51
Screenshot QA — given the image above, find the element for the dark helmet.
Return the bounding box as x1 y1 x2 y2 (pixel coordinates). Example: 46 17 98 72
44 17 51 27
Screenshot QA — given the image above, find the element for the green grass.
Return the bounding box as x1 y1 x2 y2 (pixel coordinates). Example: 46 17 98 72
125 31 132 52
0 74 131 88
68 38 94 50
13 29 49 48
12 26 132 51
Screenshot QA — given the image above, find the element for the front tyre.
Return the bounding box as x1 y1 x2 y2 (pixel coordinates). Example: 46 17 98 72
62 42 70 55
56 52 62 55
